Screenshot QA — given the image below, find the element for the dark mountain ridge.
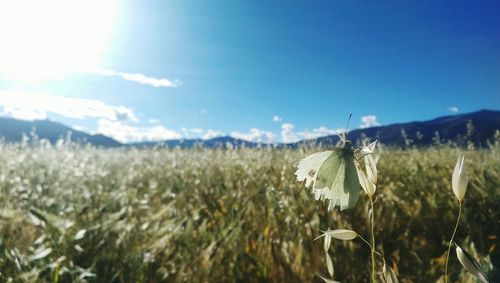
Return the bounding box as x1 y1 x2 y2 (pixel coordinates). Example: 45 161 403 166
0 117 121 147
0 109 498 148
294 109 500 148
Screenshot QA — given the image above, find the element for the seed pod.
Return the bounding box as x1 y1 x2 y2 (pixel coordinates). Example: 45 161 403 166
324 233 332 252
452 156 468 201
456 245 490 283
326 252 334 277
382 262 399 283
315 229 358 242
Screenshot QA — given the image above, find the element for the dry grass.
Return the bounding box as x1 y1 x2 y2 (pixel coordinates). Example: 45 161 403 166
0 140 498 282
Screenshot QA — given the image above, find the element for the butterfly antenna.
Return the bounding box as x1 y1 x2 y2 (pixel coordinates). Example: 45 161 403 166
345 113 352 138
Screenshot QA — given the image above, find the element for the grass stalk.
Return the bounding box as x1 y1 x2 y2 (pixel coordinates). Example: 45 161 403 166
444 200 462 283
358 234 383 258
370 197 376 283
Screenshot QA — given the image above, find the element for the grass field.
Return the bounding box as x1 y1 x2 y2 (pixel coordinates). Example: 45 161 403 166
0 139 498 282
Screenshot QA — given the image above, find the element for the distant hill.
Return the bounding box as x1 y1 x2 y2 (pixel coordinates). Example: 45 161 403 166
0 109 498 148
0 117 121 147
131 109 500 148
290 109 500 148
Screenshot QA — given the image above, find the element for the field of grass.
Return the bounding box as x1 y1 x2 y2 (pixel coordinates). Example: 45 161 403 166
0 139 498 282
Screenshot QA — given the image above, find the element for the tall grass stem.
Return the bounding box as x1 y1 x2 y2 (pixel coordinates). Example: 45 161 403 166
444 201 462 283
370 197 376 283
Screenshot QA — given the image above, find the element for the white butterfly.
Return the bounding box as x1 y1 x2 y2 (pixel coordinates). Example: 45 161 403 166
295 134 377 210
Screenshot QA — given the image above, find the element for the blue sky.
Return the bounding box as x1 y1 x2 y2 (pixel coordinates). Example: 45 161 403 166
0 0 499 143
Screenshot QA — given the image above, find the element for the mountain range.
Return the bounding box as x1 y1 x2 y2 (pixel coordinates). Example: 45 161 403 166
0 117 121 147
295 109 500 148
0 109 498 148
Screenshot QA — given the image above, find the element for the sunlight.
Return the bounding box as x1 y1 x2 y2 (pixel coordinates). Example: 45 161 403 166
0 0 116 81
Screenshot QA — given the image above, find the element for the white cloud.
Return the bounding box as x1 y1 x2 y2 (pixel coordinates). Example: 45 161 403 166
189 128 204 135
449 106 459 113
91 68 180 88
281 123 298 143
272 115 282 122
299 126 340 140
97 119 181 143
0 90 227 144
201 129 225 140
0 90 138 122
2 107 47 121
231 128 276 143
72 125 87 132
180 128 225 140
281 123 342 143
360 115 380 129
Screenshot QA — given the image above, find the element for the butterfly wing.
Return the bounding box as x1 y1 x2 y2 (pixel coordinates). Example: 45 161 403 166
295 150 334 188
313 148 360 210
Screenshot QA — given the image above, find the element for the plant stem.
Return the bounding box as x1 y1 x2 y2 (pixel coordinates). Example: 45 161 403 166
358 234 383 257
444 200 462 283
370 197 376 283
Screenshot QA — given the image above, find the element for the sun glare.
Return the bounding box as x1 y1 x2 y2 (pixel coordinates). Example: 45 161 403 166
0 0 116 81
